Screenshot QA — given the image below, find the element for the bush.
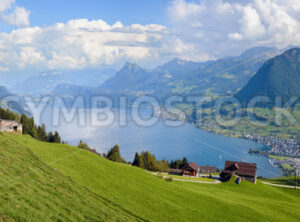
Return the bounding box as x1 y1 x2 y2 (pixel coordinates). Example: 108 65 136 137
165 177 173 182
156 173 164 179
77 140 90 150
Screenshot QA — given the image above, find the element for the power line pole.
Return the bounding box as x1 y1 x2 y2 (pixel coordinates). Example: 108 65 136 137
295 166 297 189
290 160 297 189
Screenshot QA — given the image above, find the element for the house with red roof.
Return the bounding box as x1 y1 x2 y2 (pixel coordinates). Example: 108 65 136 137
180 162 218 177
220 161 257 183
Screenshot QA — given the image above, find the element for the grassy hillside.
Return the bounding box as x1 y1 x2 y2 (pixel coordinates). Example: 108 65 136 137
1 134 300 221
0 133 139 221
264 176 300 186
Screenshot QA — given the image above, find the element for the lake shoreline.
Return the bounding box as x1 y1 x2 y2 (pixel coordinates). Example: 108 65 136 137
157 108 291 177
36 106 283 178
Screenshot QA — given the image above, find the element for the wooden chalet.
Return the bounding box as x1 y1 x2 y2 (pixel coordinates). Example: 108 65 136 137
0 119 22 133
220 161 257 183
198 166 218 174
182 162 200 177
168 168 182 175
169 162 218 177
181 162 218 177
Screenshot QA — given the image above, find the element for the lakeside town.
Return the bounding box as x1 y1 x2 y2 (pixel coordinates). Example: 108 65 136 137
158 109 300 158
244 134 300 158
156 108 300 176
244 134 300 176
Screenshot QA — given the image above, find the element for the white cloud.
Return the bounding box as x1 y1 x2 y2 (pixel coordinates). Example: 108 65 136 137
228 33 243 41
0 66 9 72
18 47 45 67
167 0 300 57
0 19 190 71
1 0 300 73
240 5 266 40
0 0 14 12
0 0 30 26
2 6 30 26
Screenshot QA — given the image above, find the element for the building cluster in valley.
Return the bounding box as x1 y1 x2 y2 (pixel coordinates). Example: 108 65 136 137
193 122 300 158
269 158 300 176
169 160 257 183
244 134 300 158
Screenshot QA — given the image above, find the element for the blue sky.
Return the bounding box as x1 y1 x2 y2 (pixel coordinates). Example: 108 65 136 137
0 0 299 79
0 0 172 32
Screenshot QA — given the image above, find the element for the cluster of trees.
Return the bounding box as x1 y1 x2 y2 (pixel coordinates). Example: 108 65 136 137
76 140 189 174
77 140 91 150
103 145 126 163
20 114 62 143
77 140 100 154
101 145 169 172
0 107 20 121
132 151 169 172
169 157 189 169
76 140 187 173
0 108 62 143
101 144 188 172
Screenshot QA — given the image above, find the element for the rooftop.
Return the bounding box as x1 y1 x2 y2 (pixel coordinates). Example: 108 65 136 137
224 161 257 177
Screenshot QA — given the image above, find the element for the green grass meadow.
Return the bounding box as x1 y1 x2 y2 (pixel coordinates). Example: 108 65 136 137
0 133 299 221
264 176 300 186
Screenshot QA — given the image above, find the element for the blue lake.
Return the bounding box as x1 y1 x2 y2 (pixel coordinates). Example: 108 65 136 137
36 107 282 178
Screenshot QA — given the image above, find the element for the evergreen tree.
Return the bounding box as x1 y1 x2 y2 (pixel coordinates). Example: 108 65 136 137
37 124 47 141
54 131 61 143
18 113 62 143
132 152 140 166
20 114 30 135
106 145 126 163
27 117 37 138
138 153 144 169
47 132 55 143
169 157 189 169
77 140 90 150
170 160 174 168
139 151 159 171
180 157 188 168
159 160 170 172
0 108 18 120
132 150 169 172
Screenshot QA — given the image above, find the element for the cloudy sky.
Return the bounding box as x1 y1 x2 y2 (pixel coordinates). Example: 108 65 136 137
0 0 300 77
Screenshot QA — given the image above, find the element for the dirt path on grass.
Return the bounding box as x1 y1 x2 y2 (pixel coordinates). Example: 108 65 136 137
261 181 299 189
151 172 221 184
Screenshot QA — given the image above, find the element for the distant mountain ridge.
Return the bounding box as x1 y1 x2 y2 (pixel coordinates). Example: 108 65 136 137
0 86 30 115
236 48 300 104
14 68 116 95
51 46 283 103
96 46 280 99
0 86 10 98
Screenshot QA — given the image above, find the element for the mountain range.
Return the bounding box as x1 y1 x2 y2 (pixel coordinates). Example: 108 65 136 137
13 68 116 95
4 46 300 111
101 47 281 98
236 48 300 104
52 46 282 102
0 86 30 115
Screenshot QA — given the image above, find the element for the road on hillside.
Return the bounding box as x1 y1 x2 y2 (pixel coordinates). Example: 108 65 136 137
261 181 299 189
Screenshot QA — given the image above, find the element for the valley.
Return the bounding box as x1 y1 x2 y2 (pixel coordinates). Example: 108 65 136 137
0 1 300 221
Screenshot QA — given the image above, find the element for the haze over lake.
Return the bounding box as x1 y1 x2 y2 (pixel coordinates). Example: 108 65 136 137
34 106 282 178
